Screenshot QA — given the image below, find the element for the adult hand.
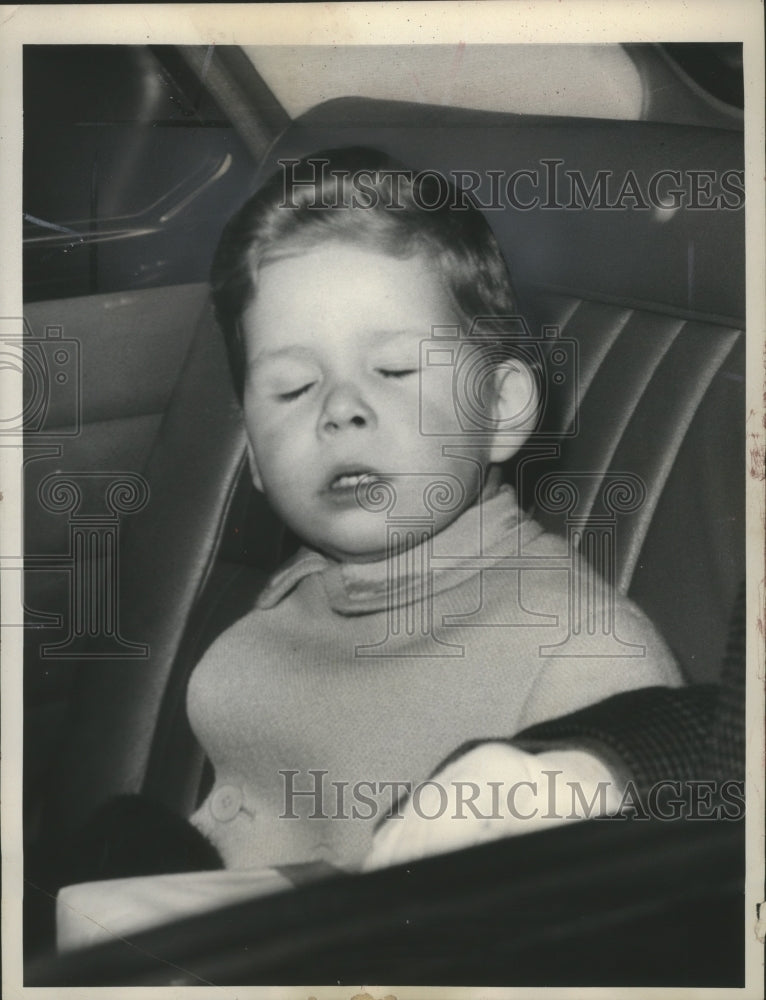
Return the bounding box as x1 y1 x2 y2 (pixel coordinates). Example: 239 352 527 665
363 742 623 871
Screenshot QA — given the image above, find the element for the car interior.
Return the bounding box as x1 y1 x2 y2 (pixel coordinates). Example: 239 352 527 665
21 42 746 985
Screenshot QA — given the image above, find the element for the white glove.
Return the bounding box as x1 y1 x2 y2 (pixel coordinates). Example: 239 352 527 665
363 742 624 871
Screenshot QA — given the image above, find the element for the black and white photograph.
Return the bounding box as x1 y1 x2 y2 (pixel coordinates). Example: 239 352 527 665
1 2 764 996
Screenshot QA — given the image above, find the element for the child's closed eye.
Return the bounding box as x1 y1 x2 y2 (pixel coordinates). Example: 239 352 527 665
277 381 316 401
376 367 417 379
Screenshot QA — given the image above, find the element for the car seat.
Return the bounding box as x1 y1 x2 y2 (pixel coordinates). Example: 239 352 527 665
32 96 745 851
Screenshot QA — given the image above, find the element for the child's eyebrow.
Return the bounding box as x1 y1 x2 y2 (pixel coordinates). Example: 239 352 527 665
365 328 428 347
248 346 319 370
250 329 426 367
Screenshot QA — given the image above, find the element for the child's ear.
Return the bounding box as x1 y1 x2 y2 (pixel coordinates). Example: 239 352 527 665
488 360 540 464
245 439 264 493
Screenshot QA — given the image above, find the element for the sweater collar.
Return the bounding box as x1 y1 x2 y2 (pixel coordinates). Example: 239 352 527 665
256 484 534 615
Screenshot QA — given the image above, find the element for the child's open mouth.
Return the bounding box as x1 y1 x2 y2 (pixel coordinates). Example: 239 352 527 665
322 467 383 501
330 472 370 490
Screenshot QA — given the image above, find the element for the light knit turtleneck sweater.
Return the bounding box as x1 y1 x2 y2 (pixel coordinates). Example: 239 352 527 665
187 486 681 870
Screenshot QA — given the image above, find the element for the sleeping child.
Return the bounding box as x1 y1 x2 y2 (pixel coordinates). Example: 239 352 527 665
185 146 681 872
55 146 683 950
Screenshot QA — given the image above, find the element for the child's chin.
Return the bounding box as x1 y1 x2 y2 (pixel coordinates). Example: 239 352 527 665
316 525 434 564
304 510 388 563
320 537 391 564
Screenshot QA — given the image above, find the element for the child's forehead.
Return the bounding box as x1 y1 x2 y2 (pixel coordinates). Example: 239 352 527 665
248 241 458 322
254 235 434 276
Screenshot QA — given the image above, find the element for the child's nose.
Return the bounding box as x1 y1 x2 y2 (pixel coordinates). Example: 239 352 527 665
318 381 376 435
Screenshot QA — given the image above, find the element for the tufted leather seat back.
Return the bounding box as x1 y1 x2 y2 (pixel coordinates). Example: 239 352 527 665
519 288 743 679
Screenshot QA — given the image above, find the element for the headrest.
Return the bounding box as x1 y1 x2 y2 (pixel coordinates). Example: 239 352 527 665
253 97 744 323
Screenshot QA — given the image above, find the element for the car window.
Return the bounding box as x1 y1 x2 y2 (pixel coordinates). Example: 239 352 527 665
25 42 743 305
23 46 258 302
244 42 744 128
245 43 644 120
